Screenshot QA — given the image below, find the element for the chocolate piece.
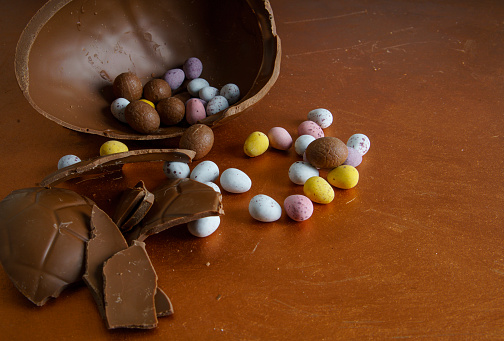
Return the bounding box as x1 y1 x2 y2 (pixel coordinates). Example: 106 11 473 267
15 0 280 140
113 181 154 232
127 178 224 243
143 79 172 103
125 100 161 134
179 124 214 160
155 288 174 317
83 205 128 317
40 148 195 187
0 187 93 306
103 240 158 329
156 97 185 126
112 72 143 101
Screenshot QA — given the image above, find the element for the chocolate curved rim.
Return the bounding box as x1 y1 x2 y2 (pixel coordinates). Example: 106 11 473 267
15 0 281 140
40 148 196 187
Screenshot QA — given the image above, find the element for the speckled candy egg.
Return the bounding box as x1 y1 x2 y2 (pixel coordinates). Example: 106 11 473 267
188 216 220 237
267 127 292 150
249 194 282 222
220 168 251 193
308 108 333 129
284 195 313 221
187 78 210 97
163 161 190 179
244 131 269 157
304 176 334 204
57 154 81 169
110 97 130 123
342 147 363 167
327 165 359 189
220 83 240 105
206 96 229 116
288 161 319 185
186 98 206 125
347 133 371 156
305 137 348 169
199 86 219 102
163 68 185 90
179 124 214 160
190 160 219 183
99 140 128 156
183 57 203 80
204 182 221 193
294 134 316 156
298 120 324 139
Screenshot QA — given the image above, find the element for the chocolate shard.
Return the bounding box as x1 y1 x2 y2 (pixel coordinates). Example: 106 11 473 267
0 187 93 306
103 240 158 329
40 148 196 187
113 181 155 232
126 178 224 243
155 288 174 317
83 205 128 318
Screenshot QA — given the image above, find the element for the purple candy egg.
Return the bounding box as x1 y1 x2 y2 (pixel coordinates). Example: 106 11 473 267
163 68 185 90
183 57 203 80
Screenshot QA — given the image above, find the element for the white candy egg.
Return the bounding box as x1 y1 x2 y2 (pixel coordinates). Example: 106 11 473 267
57 155 81 169
206 96 229 116
204 181 221 193
110 97 130 123
163 161 190 179
294 134 316 156
307 108 333 128
190 160 219 183
220 83 240 105
220 168 251 193
347 133 371 156
288 161 319 185
199 86 220 102
188 216 221 237
187 78 210 97
249 194 282 222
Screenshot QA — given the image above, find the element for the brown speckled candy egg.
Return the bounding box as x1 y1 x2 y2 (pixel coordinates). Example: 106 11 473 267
156 97 185 126
125 100 160 134
112 72 143 101
0 187 93 306
143 79 172 103
179 124 214 160
305 136 348 169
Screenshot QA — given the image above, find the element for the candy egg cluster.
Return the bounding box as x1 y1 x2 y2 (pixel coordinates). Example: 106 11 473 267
108 57 241 135
240 108 371 223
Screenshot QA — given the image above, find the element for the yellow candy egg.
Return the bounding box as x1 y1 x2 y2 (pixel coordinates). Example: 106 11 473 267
327 165 359 189
139 99 155 108
99 140 129 156
244 131 269 157
303 176 334 204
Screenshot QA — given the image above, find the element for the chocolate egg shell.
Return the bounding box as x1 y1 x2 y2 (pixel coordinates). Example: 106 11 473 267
305 137 348 169
143 79 172 103
15 0 280 140
0 187 94 306
156 97 185 126
179 124 214 160
125 100 161 134
112 72 143 101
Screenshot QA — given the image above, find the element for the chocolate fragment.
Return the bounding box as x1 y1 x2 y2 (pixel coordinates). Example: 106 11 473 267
40 148 196 187
0 187 93 306
113 181 154 232
155 288 174 317
103 240 158 329
83 205 128 317
127 178 224 243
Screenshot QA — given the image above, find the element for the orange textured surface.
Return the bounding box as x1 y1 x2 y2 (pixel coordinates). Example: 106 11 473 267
1 0 503 339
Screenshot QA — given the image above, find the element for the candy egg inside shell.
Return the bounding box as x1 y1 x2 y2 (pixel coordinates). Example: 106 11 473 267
125 100 161 134
156 97 185 126
142 78 172 103
112 72 143 101
16 0 280 140
284 195 313 222
249 194 282 222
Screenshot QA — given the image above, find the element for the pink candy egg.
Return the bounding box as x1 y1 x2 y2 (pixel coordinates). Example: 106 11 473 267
267 127 292 150
284 195 313 222
186 98 206 125
297 120 324 138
